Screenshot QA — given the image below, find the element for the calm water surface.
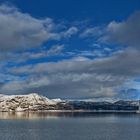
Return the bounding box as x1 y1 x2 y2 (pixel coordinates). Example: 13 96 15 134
0 112 140 140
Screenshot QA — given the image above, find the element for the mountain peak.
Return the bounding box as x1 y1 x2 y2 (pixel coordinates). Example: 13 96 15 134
0 93 60 112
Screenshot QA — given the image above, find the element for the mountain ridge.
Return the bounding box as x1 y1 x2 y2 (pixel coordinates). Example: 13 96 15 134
0 93 139 112
0 93 62 112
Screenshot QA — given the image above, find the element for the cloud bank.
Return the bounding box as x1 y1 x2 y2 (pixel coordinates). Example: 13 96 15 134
0 4 140 100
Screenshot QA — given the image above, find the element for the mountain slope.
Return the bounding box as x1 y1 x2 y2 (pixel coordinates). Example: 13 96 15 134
0 93 138 112
0 93 61 112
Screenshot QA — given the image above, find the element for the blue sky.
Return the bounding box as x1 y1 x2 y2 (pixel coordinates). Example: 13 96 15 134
6 0 140 21
0 0 140 100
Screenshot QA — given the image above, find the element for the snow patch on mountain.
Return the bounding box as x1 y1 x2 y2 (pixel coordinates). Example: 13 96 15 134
0 93 62 112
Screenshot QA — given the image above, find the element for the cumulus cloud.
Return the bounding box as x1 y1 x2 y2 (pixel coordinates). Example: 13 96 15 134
3 45 140 99
0 55 130 98
0 4 49 51
0 4 78 52
0 47 139 99
80 11 140 50
101 11 140 48
0 7 140 99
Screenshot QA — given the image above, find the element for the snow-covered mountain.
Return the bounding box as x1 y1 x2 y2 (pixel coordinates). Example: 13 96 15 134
0 93 62 112
0 93 138 112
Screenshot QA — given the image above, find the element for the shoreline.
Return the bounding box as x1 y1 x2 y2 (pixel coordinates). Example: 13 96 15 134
0 110 138 113
0 110 139 120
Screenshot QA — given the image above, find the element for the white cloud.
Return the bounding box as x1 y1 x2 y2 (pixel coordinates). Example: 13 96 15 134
62 26 78 38
80 27 102 38
46 44 64 56
0 4 50 51
0 4 78 52
100 11 140 48
0 55 131 98
0 6 140 99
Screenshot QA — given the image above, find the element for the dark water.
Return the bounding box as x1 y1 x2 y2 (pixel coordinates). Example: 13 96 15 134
0 112 140 140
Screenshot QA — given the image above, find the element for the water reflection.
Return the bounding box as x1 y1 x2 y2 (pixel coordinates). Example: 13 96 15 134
0 112 140 140
0 111 138 120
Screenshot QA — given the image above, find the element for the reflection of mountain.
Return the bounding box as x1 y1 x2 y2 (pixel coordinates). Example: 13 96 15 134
0 93 138 112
